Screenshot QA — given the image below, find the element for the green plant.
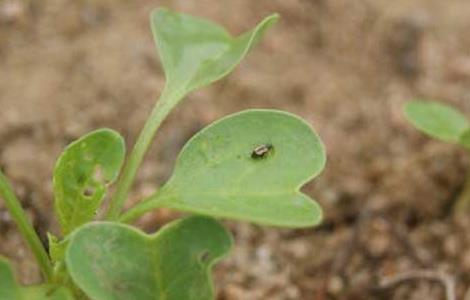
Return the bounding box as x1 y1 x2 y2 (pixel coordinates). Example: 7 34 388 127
0 8 326 300
404 100 470 214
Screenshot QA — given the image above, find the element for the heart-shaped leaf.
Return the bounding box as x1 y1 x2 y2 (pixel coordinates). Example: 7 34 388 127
66 216 232 300
123 110 326 227
404 100 470 143
54 129 125 235
0 257 73 300
151 8 278 100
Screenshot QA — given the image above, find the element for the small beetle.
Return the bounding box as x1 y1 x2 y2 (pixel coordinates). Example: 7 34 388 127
251 143 273 159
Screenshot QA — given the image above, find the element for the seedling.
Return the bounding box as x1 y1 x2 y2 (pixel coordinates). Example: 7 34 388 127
0 8 326 300
404 100 470 214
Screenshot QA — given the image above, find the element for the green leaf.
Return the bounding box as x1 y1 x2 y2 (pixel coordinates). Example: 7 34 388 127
459 129 470 150
404 100 470 143
0 257 73 300
54 128 125 235
21 287 74 300
47 233 64 264
104 9 278 220
66 216 232 300
0 257 21 300
151 8 278 98
124 109 326 228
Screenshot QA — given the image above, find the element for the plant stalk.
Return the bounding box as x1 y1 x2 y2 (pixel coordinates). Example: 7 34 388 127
453 166 470 215
0 170 53 282
106 88 182 220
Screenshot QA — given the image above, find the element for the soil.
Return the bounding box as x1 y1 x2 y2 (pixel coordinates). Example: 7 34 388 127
1 0 470 299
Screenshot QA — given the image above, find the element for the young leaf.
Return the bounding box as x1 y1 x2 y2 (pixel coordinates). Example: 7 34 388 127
0 257 73 300
54 129 125 235
106 9 278 220
404 100 470 143
123 109 326 228
66 217 232 300
47 233 70 290
151 8 278 98
47 233 63 264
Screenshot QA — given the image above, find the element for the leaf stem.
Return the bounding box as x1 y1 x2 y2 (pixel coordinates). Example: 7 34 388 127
106 88 182 220
453 166 470 215
0 170 53 282
118 192 166 223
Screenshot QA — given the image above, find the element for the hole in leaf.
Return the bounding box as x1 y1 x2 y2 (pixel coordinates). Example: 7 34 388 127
83 186 95 198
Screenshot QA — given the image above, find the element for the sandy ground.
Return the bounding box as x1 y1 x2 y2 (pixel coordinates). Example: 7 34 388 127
1 0 470 299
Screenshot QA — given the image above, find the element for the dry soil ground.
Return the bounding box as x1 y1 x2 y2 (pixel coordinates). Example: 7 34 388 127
1 0 470 299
